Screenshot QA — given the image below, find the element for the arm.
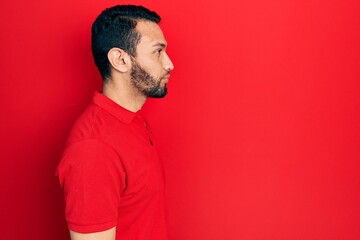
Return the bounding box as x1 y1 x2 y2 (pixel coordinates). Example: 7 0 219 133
70 227 116 240
57 140 125 238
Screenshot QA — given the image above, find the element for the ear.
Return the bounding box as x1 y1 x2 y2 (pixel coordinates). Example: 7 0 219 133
107 48 131 73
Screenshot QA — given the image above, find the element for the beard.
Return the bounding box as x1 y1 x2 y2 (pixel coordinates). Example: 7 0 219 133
130 59 168 98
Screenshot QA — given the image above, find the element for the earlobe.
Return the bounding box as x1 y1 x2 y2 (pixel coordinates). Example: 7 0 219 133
107 48 129 73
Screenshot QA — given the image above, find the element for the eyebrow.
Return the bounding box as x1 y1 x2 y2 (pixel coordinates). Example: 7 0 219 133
152 42 167 48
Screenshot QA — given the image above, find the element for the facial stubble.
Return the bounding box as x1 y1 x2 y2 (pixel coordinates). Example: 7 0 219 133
130 59 168 98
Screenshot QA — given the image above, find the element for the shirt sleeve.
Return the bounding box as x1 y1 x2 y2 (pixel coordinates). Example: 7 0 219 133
56 139 126 233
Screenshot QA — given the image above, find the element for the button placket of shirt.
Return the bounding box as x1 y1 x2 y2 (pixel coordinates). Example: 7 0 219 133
137 114 153 146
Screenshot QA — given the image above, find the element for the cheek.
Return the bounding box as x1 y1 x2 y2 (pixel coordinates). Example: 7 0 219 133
143 59 164 77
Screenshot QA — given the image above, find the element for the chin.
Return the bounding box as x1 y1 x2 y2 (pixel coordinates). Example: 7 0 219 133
147 87 167 98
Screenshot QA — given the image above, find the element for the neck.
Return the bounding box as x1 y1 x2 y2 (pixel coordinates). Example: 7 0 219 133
102 78 147 112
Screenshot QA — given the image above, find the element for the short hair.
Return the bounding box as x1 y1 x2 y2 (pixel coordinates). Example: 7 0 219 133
91 5 161 80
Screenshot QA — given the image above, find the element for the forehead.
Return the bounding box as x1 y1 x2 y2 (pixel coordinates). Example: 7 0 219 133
135 21 167 48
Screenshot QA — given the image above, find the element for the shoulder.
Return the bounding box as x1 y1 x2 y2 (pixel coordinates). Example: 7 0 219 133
66 103 102 142
57 139 125 189
60 139 119 168
65 101 121 147
58 139 121 176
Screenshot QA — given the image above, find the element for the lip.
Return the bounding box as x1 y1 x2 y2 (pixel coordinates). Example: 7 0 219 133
162 74 170 80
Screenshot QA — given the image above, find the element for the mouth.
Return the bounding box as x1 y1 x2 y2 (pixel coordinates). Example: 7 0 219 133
162 74 170 80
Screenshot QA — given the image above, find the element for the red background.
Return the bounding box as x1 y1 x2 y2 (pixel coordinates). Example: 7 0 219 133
1 0 359 239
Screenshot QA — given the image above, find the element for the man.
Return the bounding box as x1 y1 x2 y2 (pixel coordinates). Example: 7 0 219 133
57 5 174 240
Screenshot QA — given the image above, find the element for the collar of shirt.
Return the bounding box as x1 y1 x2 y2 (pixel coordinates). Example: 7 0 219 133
92 91 143 125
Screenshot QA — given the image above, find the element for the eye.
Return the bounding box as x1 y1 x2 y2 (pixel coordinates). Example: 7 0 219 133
155 49 163 55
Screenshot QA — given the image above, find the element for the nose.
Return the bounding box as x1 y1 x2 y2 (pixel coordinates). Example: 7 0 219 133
163 52 174 71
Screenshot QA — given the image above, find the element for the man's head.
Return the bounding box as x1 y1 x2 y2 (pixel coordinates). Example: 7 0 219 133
92 5 174 98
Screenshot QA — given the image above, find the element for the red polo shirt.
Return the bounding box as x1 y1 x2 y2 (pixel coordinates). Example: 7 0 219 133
57 92 168 240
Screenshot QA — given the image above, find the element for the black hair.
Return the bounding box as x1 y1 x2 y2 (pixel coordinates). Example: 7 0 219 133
91 5 161 80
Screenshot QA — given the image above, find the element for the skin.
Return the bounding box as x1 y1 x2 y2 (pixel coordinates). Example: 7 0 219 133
70 227 115 240
69 20 174 240
103 20 174 112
